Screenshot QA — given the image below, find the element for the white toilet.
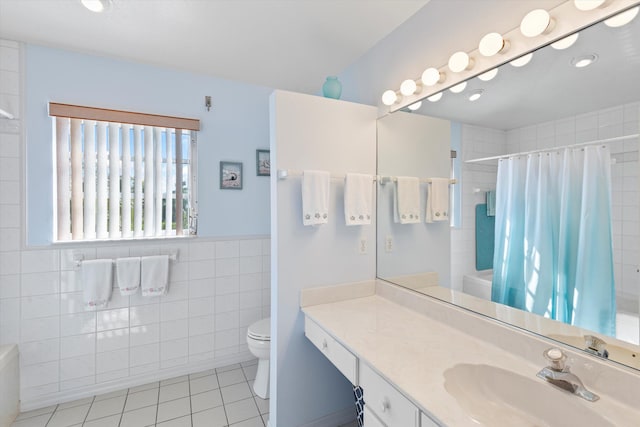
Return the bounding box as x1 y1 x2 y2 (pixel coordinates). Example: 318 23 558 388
247 317 271 399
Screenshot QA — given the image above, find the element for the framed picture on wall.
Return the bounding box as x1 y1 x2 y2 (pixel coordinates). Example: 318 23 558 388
220 161 243 190
256 149 270 176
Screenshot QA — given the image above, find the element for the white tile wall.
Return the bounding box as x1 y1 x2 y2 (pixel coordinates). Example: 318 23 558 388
0 39 271 410
452 102 639 310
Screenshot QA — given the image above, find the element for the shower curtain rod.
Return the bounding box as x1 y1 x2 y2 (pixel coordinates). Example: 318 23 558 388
464 133 639 164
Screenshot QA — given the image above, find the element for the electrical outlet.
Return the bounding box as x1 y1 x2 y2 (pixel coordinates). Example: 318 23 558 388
385 236 393 252
359 239 367 254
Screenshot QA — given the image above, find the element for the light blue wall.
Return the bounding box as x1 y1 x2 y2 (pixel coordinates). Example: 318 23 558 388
25 44 272 245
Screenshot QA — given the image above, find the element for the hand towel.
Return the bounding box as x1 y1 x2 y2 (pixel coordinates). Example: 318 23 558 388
344 173 373 226
81 259 113 309
393 176 421 224
426 178 450 223
141 255 169 297
486 190 496 217
115 257 141 296
302 170 330 226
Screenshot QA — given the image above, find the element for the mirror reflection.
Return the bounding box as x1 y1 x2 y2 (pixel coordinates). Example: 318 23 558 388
377 13 640 369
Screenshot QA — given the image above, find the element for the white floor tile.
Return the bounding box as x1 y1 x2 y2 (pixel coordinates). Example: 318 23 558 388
10 414 51 427
128 381 159 394
242 364 258 381
225 397 260 425
189 369 215 380
254 396 269 415
221 382 253 404
86 395 126 420
192 406 227 427
47 404 91 427
159 381 189 403
119 405 157 427
218 368 246 387
82 414 121 427
124 388 159 412
156 397 190 423
191 388 223 413
189 374 219 394
94 389 127 402
155 415 191 427
230 416 265 427
240 359 258 367
261 414 269 427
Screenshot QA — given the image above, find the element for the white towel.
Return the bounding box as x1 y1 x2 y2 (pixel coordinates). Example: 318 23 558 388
115 257 141 296
393 176 420 224
344 173 373 226
141 255 169 297
426 178 450 223
81 259 113 309
302 170 330 226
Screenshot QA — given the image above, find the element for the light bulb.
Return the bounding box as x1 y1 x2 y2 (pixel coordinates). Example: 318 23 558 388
448 52 474 73
574 0 606 11
479 33 508 57
520 9 553 37
408 101 422 111
400 79 417 96
449 82 467 93
421 68 444 86
510 53 533 67
477 68 498 82
604 6 639 27
381 90 398 106
551 33 579 50
427 93 443 102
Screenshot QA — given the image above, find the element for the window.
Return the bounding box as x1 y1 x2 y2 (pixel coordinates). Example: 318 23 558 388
50 103 199 242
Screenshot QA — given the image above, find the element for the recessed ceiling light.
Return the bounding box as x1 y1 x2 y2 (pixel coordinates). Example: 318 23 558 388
427 93 443 102
477 68 499 82
571 54 598 68
574 0 607 11
510 53 533 67
468 90 484 102
408 101 422 111
381 90 398 106
449 82 467 93
520 9 554 37
604 6 639 27
551 33 580 50
81 0 112 13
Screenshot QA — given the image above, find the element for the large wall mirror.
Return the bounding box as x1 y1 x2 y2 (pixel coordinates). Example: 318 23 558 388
377 9 640 370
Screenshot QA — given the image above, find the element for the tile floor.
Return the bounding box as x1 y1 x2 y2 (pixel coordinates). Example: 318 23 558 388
11 360 269 427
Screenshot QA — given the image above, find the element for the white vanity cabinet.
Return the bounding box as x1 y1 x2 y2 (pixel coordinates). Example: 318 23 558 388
304 315 443 426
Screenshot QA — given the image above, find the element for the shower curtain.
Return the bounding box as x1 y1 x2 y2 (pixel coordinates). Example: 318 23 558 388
491 145 616 336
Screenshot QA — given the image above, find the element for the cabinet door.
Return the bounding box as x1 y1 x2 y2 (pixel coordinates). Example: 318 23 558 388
421 412 441 427
360 362 419 427
364 407 386 427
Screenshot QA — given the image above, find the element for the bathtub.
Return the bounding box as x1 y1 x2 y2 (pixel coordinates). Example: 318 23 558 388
462 270 492 301
0 344 19 427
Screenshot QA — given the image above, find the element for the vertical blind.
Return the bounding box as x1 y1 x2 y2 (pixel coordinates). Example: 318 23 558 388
50 103 200 242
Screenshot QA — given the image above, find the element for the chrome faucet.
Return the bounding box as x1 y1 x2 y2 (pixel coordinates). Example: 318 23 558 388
584 335 609 359
536 348 599 402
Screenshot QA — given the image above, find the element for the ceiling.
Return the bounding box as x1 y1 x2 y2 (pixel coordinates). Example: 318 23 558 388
0 0 428 94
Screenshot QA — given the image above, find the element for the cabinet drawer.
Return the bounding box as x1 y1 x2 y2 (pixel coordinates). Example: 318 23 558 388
360 362 419 427
304 317 357 384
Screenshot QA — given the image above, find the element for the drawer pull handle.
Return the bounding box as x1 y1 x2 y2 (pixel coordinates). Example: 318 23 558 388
321 339 328 350
380 397 390 413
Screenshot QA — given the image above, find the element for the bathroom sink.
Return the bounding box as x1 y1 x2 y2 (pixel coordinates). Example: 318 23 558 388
443 363 613 427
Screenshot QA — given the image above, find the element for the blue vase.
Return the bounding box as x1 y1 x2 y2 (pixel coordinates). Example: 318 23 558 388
322 76 342 99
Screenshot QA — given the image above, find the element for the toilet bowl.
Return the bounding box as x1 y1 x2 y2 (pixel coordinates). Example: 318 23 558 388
247 317 270 399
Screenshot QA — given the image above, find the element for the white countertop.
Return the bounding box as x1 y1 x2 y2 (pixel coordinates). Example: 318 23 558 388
302 293 640 426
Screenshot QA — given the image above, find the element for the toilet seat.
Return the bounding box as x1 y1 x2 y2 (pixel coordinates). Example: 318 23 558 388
248 318 270 341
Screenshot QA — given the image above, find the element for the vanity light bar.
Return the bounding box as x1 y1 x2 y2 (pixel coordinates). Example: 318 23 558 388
381 0 640 112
